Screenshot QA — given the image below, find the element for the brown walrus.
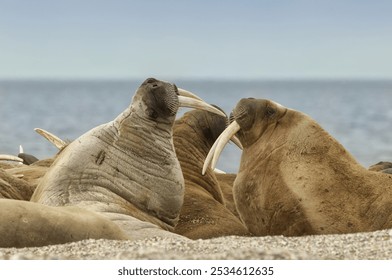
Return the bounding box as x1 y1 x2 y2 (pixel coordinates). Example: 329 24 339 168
204 98 392 236
173 109 249 238
214 173 241 219
0 169 35 200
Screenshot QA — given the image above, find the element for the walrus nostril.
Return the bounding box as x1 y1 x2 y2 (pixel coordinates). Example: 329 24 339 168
144 78 160 87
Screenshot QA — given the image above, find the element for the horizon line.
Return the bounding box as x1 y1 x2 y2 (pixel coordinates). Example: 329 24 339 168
1 76 392 82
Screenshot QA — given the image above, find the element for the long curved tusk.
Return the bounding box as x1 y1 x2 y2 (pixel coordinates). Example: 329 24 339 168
34 128 67 150
0 154 23 163
19 145 24 154
177 88 203 101
178 96 226 117
202 131 223 175
202 120 241 175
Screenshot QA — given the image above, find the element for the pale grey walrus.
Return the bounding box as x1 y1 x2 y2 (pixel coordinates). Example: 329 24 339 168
204 98 392 236
28 77 225 242
172 109 249 239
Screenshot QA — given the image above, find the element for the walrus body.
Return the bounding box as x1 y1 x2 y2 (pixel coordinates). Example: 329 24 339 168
4 160 53 197
31 105 184 235
0 169 35 200
0 199 127 248
173 110 249 239
215 173 241 219
205 98 392 236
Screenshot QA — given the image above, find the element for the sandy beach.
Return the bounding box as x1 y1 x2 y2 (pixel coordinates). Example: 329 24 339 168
1 229 391 260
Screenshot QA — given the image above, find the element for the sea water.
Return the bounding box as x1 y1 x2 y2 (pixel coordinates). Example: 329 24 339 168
1 79 391 173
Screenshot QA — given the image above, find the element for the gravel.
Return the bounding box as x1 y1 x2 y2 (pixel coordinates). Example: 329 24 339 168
1 229 391 260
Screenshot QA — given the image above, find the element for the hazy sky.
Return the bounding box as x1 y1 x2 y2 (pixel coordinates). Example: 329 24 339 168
1 0 391 79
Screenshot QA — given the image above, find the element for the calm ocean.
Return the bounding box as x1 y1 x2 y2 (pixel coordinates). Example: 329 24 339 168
1 79 391 173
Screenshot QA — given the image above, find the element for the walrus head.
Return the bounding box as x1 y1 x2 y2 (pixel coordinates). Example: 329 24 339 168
131 78 224 123
203 98 287 173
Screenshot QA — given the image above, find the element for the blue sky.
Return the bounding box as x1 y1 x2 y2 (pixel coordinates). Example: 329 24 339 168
1 0 391 79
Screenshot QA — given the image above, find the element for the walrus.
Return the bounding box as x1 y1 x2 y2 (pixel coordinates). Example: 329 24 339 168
0 145 57 200
0 199 128 248
369 161 392 174
203 98 392 236
17 145 39 165
0 155 23 169
172 109 249 239
27 77 225 242
0 169 35 200
4 162 50 194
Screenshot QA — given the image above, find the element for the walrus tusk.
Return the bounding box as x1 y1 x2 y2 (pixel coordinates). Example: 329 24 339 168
0 154 23 163
177 88 203 101
34 128 67 150
213 168 226 174
178 96 226 117
178 87 242 148
19 145 24 154
231 135 243 150
202 120 241 175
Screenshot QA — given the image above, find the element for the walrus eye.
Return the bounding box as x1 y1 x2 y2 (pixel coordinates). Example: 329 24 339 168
266 106 276 118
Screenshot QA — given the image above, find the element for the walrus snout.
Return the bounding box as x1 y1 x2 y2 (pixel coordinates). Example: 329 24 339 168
142 77 161 87
142 78 178 94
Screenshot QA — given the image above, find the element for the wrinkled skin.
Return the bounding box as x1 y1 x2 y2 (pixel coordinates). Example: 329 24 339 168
173 110 249 239
223 98 392 236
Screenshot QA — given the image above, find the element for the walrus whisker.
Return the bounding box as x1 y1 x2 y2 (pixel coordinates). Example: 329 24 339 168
0 154 23 163
34 128 67 150
178 96 226 117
